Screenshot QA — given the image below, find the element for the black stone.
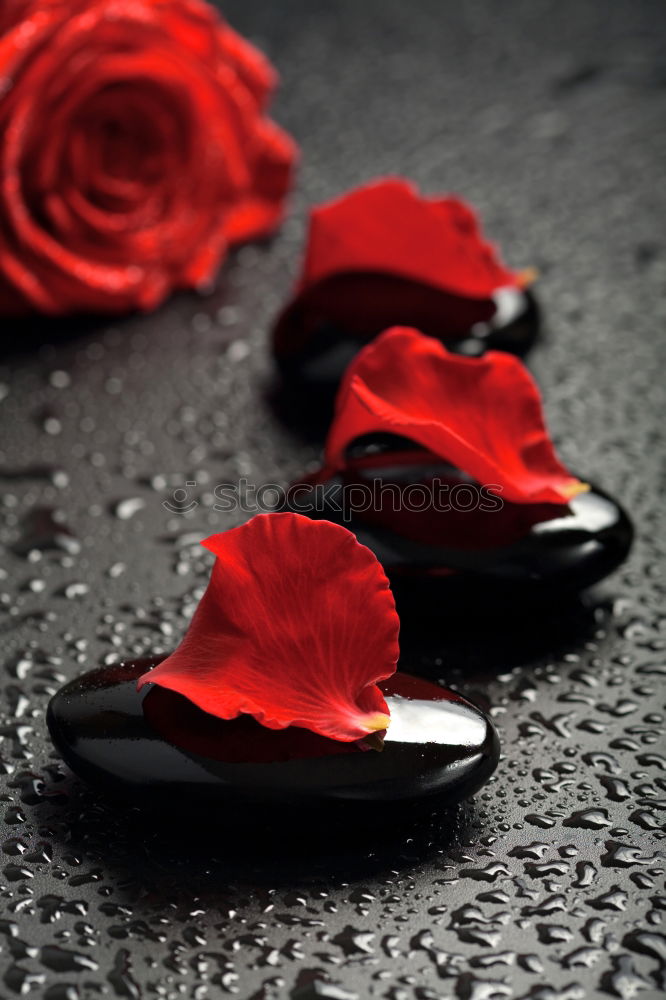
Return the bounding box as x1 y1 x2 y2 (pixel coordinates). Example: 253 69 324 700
46 659 499 821
454 287 540 357
282 439 633 597
272 285 539 425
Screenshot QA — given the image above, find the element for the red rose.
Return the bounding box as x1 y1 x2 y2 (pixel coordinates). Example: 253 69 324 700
0 0 297 315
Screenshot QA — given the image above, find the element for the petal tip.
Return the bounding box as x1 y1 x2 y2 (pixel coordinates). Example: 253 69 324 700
365 712 391 733
562 479 590 501
136 669 151 692
517 266 539 287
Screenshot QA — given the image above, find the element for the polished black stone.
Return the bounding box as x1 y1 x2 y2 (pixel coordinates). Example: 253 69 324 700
46 658 499 819
283 439 633 596
274 282 539 400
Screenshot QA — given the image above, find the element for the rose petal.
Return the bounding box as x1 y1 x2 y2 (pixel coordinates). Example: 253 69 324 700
299 178 522 300
137 513 400 742
319 326 587 506
273 177 527 356
223 118 298 245
217 21 277 110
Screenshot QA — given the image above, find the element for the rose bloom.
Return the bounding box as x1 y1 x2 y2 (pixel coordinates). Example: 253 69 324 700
0 0 297 315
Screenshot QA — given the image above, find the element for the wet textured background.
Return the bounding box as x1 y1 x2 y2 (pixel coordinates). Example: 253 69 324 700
1 0 666 997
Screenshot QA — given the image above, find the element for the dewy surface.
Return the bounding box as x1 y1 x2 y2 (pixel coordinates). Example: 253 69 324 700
0 1 665 997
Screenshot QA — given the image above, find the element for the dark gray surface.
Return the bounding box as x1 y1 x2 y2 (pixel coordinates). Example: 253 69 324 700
1 1 665 997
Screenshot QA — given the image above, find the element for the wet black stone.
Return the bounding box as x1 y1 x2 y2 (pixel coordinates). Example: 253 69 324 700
456 287 540 357
272 286 539 426
282 440 633 598
46 659 499 821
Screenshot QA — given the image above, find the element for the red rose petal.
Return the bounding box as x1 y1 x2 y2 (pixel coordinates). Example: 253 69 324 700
299 178 523 300
223 118 299 245
319 327 587 506
273 178 529 356
137 514 400 742
217 21 277 110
